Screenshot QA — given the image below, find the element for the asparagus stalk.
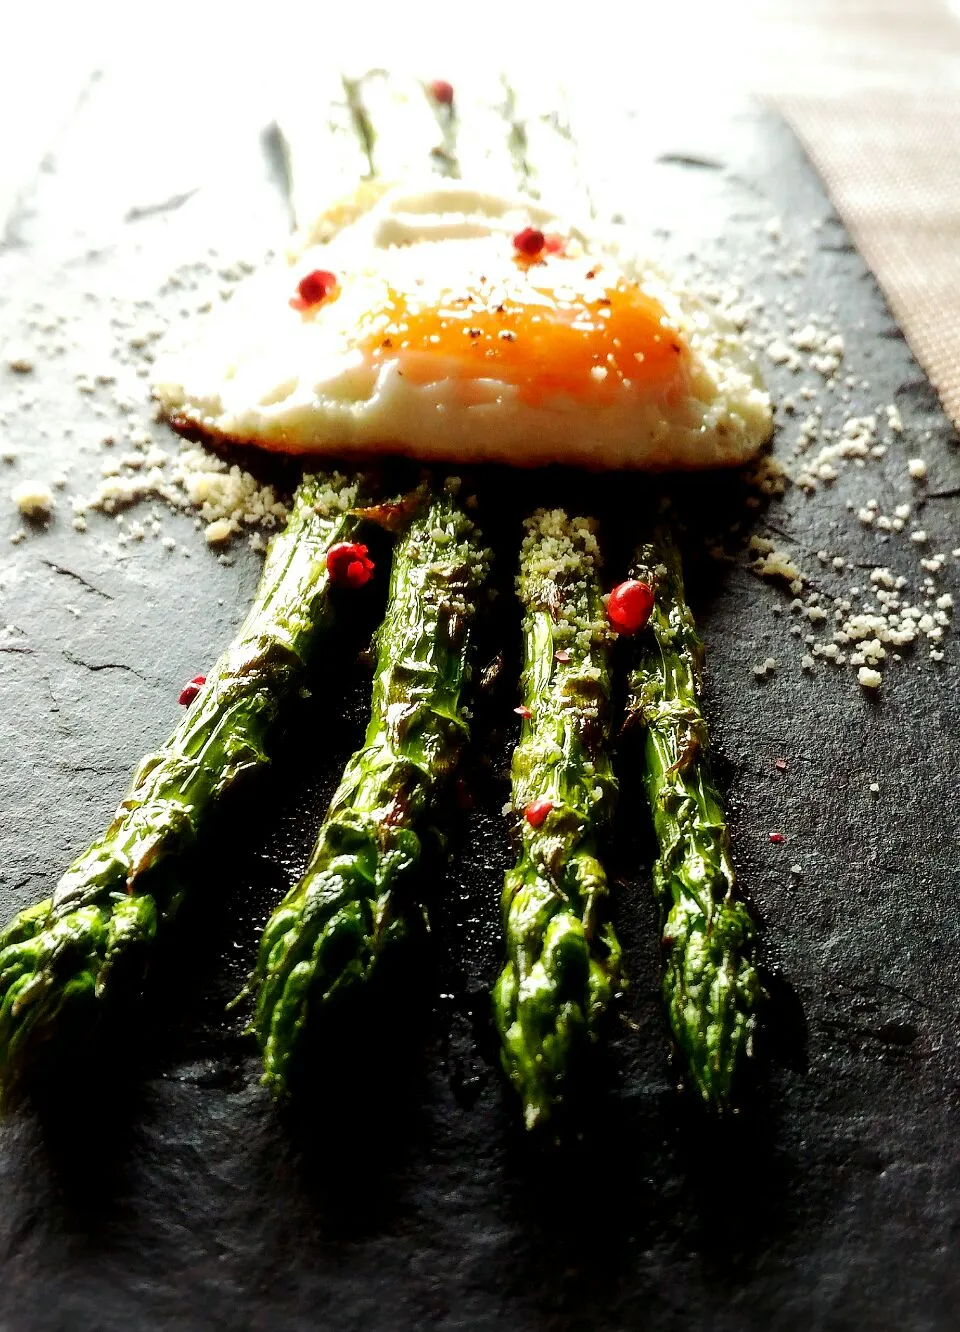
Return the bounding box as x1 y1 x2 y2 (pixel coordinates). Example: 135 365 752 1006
262 79 492 1092
494 509 622 1129
0 472 377 1098
251 481 489 1096
625 525 762 1106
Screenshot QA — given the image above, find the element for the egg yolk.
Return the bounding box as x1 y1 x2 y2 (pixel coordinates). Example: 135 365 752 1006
354 262 688 404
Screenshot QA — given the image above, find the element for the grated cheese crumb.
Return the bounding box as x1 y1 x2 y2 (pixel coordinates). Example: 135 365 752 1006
79 441 291 547
204 517 236 544
751 545 804 586
766 337 798 367
11 481 54 520
857 666 882 689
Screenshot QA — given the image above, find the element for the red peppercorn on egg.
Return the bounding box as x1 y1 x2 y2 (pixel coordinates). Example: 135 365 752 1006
153 181 772 469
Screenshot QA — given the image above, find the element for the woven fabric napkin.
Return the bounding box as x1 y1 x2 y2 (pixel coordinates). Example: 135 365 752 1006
752 0 960 426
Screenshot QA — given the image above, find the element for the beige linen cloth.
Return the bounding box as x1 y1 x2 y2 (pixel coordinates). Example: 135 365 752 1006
749 0 960 427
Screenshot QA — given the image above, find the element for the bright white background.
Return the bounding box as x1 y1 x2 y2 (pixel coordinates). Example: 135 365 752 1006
5 0 960 417
4 0 960 228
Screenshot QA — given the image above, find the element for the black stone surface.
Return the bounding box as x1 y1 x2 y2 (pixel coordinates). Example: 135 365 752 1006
1 71 960 1331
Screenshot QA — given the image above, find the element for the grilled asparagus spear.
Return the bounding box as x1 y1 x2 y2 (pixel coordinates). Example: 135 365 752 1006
251 481 489 1097
0 472 376 1099
494 509 622 1129
625 525 762 1106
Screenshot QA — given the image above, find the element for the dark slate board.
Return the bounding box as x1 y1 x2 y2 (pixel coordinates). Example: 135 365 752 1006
2 68 960 1332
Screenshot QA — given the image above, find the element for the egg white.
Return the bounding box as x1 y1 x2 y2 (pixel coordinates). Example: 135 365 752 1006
153 182 772 470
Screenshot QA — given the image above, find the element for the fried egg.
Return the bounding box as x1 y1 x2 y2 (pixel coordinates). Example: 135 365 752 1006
153 183 772 469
